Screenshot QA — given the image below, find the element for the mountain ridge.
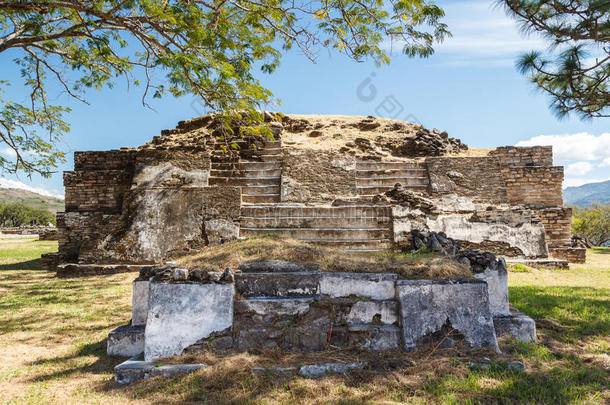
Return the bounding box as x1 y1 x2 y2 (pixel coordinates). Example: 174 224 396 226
564 180 610 207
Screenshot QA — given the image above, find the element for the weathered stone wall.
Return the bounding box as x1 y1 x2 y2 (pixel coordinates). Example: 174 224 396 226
57 148 223 265
502 166 563 207
489 146 553 167
426 157 509 204
281 150 357 202
548 247 586 263
74 150 136 170
64 170 133 212
536 207 572 248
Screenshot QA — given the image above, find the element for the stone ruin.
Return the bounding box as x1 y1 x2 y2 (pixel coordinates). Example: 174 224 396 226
39 113 585 382
42 113 584 272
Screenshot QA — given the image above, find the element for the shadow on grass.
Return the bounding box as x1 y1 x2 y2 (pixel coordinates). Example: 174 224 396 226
509 286 610 342
27 337 120 383
0 258 42 271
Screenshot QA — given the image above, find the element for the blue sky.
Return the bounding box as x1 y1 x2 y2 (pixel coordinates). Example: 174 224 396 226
1 0 609 198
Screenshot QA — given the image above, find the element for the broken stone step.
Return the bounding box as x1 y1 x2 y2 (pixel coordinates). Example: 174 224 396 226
356 161 426 170
114 355 205 384
239 216 392 228
355 169 427 177
356 176 430 186
242 195 281 204
212 161 281 170
240 227 391 240
240 205 392 218
493 309 536 343
210 168 282 178
357 185 428 195
209 176 281 186
107 325 145 357
328 324 401 351
345 247 391 252
299 238 394 250
242 185 280 195
235 272 321 297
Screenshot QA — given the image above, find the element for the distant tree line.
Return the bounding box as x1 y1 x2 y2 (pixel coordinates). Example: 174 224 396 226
0 203 56 227
572 203 610 247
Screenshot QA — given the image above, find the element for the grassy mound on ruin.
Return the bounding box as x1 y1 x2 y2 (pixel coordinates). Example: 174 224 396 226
175 235 472 279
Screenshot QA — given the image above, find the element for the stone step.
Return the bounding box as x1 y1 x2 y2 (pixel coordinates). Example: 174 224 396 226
235 272 321 297
240 216 392 228
210 168 282 178
261 154 282 161
357 185 428 195
240 227 391 240
212 161 281 170
209 176 281 186
242 195 281 204
356 177 429 186
356 161 426 170
356 169 427 177
242 185 280 195
300 238 394 249
240 205 392 218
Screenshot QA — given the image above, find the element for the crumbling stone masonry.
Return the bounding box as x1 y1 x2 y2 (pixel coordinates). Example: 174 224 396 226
42 114 585 273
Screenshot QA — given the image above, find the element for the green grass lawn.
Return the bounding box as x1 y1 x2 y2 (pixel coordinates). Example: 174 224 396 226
0 238 608 404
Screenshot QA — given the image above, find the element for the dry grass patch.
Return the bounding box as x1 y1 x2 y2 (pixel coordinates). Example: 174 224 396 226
176 235 472 279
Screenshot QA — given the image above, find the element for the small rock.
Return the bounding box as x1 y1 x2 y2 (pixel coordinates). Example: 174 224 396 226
507 361 525 372
165 261 179 268
171 268 189 281
220 267 234 283
208 272 222 282
298 362 366 378
308 130 323 137
189 269 209 282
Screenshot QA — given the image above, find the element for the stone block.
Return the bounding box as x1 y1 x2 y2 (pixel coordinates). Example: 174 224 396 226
235 272 320 297
238 260 320 273
473 263 509 316
107 325 145 357
494 309 536 343
114 355 205 384
132 280 149 326
329 324 401 351
319 273 397 300
298 362 366 378
344 300 398 326
396 279 499 352
144 282 234 361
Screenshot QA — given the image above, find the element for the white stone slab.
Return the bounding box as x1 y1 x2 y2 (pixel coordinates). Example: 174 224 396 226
144 282 234 361
474 264 509 316
319 273 397 300
132 280 150 326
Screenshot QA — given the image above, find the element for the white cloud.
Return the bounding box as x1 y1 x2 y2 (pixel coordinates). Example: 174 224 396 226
432 0 547 66
516 132 610 162
599 157 610 168
565 162 594 176
1 147 17 158
563 177 610 189
0 177 64 199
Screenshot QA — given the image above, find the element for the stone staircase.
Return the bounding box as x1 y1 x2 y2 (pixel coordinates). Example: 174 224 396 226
233 264 401 352
239 205 394 251
209 140 282 204
356 161 429 195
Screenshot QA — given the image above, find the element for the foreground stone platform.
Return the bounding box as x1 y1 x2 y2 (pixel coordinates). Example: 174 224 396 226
108 259 537 362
